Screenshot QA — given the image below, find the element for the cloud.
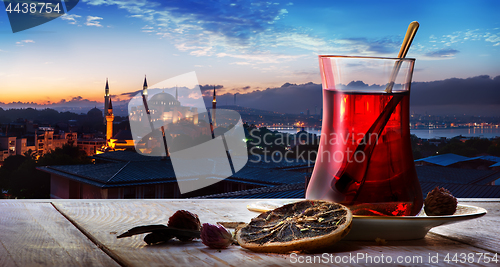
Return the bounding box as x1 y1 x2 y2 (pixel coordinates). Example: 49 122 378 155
61 14 82 24
188 92 201 99
442 32 461 46
199 84 224 94
216 52 305 64
333 38 400 56
153 1 287 42
464 29 482 41
423 48 459 59
230 61 252 66
0 96 103 110
120 89 143 98
16 40 35 46
141 24 155 33
84 0 287 43
230 85 252 93
421 28 500 52
82 0 331 58
81 0 422 61
85 16 104 27
277 32 331 49
485 34 500 46
82 0 500 66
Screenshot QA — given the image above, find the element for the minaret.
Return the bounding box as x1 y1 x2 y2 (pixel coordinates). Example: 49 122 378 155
175 86 178 101
104 78 109 124
106 98 114 143
142 75 148 97
212 86 217 128
141 75 155 132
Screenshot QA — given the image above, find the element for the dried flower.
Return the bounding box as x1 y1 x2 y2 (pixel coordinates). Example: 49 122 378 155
424 187 457 216
201 223 233 249
144 231 174 245
168 210 201 241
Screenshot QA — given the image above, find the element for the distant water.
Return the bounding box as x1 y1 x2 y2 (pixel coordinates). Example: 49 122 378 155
270 127 500 139
410 127 500 139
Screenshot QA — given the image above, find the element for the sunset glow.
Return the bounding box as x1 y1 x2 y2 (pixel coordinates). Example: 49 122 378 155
0 0 498 114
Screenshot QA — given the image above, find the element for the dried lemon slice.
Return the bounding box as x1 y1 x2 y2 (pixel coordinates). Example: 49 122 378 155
236 200 352 253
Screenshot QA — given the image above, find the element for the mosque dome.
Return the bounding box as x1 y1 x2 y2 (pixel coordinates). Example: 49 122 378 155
149 92 179 106
87 107 103 117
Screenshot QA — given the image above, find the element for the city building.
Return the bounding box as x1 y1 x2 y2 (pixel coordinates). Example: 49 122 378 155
0 136 17 163
78 139 106 156
38 151 312 199
0 126 76 165
34 128 77 156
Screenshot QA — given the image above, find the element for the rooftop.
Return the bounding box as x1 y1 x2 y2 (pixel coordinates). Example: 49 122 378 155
192 183 305 199
415 153 473 166
91 150 163 163
91 151 313 168
38 160 177 188
416 165 499 185
40 151 500 199
416 153 500 168
420 182 500 198
40 153 310 189
196 180 500 199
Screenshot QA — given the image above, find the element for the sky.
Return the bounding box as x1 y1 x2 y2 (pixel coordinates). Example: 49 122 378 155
0 0 499 115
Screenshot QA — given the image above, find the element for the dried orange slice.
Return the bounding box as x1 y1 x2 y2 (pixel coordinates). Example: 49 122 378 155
236 200 352 253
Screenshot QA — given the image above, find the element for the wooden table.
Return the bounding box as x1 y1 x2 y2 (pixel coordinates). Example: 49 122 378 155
0 199 498 266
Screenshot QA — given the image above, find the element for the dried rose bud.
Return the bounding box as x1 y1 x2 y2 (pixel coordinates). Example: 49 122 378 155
144 231 173 245
168 210 201 241
424 187 457 216
201 223 233 249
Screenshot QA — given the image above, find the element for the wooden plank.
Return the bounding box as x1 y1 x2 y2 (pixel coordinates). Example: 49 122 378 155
0 201 119 267
429 201 500 254
53 199 500 267
52 200 287 267
0 237 16 267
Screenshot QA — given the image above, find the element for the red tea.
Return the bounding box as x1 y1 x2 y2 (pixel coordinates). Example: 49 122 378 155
306 90 423 216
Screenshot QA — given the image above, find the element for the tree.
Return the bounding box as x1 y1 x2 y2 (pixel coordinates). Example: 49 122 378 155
438 137 497 157
438 139 477 157
2 144 91 199
38 144 92 166
23 149 36 160
0 155 28 191
9 157 47 199
487 140 500 156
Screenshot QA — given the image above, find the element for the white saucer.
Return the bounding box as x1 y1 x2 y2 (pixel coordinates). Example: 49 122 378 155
247 200 487 241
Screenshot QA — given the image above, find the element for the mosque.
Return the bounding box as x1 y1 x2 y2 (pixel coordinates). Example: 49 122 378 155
98 77 217 155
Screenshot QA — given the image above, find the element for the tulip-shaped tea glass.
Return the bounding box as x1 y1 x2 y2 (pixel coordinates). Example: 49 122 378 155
306 56 423 216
